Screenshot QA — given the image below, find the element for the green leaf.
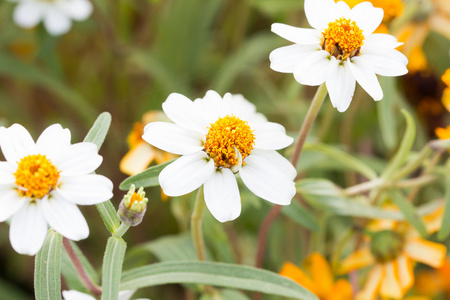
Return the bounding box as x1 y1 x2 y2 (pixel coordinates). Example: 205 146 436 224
83 112 112 151
389 189 428 238
120 261 318 300
138 233 211 261
34 230 62 300
119 159 176 190
102 237 127 300
96 201 121 233
377 77 400 151
304 143 378 180
281 201 320 232
382 110 416 180
438 174 450 240
61 241 99 292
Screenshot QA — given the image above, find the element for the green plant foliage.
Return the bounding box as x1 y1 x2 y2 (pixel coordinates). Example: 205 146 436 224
119 159 176 190
102 237 127 300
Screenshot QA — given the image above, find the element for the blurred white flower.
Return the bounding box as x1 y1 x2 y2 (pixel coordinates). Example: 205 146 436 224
143 91 296 223
10 0 93 35
269 0 408 112
0 124 113 255
62 289 149 300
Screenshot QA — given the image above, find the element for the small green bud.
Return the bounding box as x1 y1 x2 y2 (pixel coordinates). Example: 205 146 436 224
118 184 148 226
370 230 404 263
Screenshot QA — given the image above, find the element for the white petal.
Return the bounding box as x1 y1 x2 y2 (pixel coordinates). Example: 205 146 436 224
204 168 241 223
304 0 337 30
271 23 322 45
350 2 383 35
251 149 297 180
326 58 356 112
162 93 208 134
13 2 43 28
335 1 351 17
62 0 93 21
363 34 403 50
358 50 408 77
159 152 214 197
0 162 16 184
36 124 71 159
56 174 113 205
10 203 48 256
0 190 26 222
62 290 95 300
347 57 383 100
240 154 295 205
118 290 138 300
253 122 293 150
143 122 204 155
41 197 89 241
43 7 72 35
0 124 36 163
293 50 331 86
53 143 102 176
270 44 320 73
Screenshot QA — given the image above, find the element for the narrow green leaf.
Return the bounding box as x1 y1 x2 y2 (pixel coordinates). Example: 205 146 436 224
438 175 450 240
102 237 127 300
96 201 120 233
34 230 62 300
281 201 320 232
382 110 416 180
83 112 112 151
304 143 378 180
120 261 318 300
377 77 399 151
119 159 176 190
390 189 428 237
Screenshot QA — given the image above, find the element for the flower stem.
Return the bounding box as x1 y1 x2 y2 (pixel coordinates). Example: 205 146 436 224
114 223 131 238
191 186 207 261
62 237 102 297
255 84 328 270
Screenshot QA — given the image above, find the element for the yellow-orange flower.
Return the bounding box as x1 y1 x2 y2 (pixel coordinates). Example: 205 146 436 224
336 0 403 23
280 252 352 300
441 69 450 112
340 207 446 300
415 258 450 299
120 111 176 176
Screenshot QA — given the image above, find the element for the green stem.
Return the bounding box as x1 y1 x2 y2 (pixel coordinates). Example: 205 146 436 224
114 223 131 238
191 186 207 261
392 145 433 180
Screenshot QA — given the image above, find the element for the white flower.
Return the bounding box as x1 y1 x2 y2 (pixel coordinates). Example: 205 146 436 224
0 124 113 255
269 0 408 112
62 289 149 300
143 91 296 223
9 0 93 35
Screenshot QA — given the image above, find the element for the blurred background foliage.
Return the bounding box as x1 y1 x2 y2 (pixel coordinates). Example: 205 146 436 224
0 0 450 299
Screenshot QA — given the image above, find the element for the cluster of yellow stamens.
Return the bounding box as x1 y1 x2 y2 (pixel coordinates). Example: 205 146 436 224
322 18 364 61
204 115 255 168
14 154 60 199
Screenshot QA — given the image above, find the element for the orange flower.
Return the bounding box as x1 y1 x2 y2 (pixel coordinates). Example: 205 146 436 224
340 207 446 300
435 125 450 140
415 258 450 299
280 252 352 300
441 69 450 112
336 0 403 23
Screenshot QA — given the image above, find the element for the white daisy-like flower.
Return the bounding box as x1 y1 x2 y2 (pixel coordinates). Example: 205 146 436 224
0 124 113 255
62 289 149 300
143 91 296 223
9 0 93 35
269 0 408 112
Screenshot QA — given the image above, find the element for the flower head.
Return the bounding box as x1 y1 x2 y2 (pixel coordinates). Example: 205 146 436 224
10 0 93 35
269 0 408 112
0 124 113 255
143 91 296 222
118 184 148 226
280 252 353 300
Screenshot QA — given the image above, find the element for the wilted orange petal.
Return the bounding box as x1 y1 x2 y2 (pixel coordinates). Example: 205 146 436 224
422 206 444 234
356 264 384 300
435 125 450 140
442 88 450 112
404 238 447 268
407 47 428 72
396 255 414 292
380 261 403 299
326 278 353 300
442 69 450 87
339 247 375 274
279 262 317 294
306 252 334 296
120 142 157 175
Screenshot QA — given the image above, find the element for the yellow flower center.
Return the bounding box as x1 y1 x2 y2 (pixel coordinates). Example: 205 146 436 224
204 115 255 168
128 192 144 209
322 18 364 61
14 154 60 199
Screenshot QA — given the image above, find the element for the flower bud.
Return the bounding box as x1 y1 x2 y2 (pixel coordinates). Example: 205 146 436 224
118 184 148 226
